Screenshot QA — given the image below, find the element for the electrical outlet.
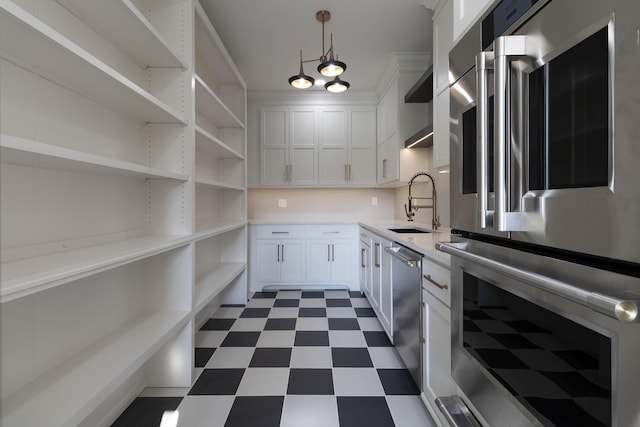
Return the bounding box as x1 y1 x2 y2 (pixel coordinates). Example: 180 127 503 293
371 197 378 206
278 199 287 208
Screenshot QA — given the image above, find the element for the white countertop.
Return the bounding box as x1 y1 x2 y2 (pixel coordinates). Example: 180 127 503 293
358 220 451 268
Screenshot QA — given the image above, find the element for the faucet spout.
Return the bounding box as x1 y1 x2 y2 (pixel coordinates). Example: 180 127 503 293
405 172 440 229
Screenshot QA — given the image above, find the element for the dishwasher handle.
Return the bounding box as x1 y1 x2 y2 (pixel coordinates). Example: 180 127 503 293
385 246 421 268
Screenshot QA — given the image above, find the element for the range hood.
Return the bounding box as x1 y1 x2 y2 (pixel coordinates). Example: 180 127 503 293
404 66 433 103
404 124 433 148
404 65 434 148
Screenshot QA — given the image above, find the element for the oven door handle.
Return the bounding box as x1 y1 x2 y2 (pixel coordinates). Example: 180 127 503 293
494 35 535 232
476 51 494 229
438 242 640 323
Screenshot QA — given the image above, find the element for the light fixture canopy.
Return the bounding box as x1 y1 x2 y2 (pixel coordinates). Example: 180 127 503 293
288 10 349 92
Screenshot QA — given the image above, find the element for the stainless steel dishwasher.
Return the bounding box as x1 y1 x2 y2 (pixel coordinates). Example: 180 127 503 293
385 243 422 389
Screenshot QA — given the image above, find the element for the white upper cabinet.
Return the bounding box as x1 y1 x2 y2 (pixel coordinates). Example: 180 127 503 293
432 0 454 169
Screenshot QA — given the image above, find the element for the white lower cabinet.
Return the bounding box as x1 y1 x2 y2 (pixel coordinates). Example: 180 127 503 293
363 228 393 339
422 258 457 425
250 224 357 291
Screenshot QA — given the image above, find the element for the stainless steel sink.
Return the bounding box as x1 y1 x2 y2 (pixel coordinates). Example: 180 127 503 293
387 227 431 234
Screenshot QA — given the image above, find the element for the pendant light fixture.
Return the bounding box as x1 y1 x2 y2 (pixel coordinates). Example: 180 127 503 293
288 10 349 92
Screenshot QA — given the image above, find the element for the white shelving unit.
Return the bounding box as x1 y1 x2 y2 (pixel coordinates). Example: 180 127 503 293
0 0 247 425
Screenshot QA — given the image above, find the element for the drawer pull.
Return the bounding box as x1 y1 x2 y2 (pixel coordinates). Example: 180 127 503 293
424 274 448 290
272 231 289 234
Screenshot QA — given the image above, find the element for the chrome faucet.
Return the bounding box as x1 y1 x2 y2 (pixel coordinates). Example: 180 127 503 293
404 171 441 229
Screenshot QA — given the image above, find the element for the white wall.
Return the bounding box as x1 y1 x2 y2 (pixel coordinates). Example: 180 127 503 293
248 188 395 222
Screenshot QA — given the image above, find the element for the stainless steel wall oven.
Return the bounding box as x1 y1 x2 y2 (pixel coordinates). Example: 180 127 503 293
441 0 640 425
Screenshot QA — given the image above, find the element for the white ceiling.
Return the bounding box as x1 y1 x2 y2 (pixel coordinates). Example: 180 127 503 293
200 0 435 93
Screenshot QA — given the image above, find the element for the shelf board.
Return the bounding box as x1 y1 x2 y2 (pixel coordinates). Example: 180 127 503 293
195 74 244 129
1 310 191 427
195 176 245 191
195 126 243 160
1 233 192 303
194 262 246 313
0 134 188 181
0 2 186 124
193 220 246 241
56 0 186 69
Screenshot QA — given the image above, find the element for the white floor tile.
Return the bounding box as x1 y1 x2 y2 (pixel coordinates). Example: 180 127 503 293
296 317 329 331
212 307 244 319
176 396 235 427
245 298 275 308
328 330 367 347
368 347 406 368
325 290 350 299
235 368 290 396
387 395 438 427
276 290 302 299
351 298 372 308
357 317 384 331
194 330 227 348
299 298 326 308
281 395 339 427
326 307 356 318
332 368 385 396
269 307 299 318
256 330 296 347
290 347 333 368
229 318 267 331
205 347 255 368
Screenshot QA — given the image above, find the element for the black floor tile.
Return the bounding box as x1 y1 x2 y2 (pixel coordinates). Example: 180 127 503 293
302 291 325 298
287 368 334 395
377 369 420 395
224 396 284 427
200 318 235 330
221 332 261 347
298 307 327 317
294 330 330 346
188 369 245 395
194 347 215 368
264 318 297 330
489 333 540 349
328 318 360 330
249 348 292 367
332 348 373 367
326 298 352 307
273 298 300 307
111 397 182 427
252 292 278 299
240 308 271 318
337 396 395 427
349 291 366 298
363 331 393 347
355 307 377 317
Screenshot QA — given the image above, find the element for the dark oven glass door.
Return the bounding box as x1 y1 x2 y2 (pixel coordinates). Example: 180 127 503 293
462 272 612 426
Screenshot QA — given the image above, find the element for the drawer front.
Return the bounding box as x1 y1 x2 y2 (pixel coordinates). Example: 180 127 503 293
306 224 355 239
253 224 306 239
359 228 371 246
422 258 451 307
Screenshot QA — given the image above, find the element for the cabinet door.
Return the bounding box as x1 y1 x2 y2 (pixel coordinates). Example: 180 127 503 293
255 240 281 282
348 108 377 185
359 241 371 296
306 240 332 282
318 108 348 185
290 108 317 185
377 137 399 184
378 240 393 334
331 239 355 283
423 289 457 402
280 240 305 282
261 108 288 185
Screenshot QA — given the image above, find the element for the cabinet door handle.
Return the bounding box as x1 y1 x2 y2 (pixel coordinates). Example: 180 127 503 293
277 244 280 262
374 242 381 267
382 159 387 178
281 244 284 262
423 274 448 290
332 244 335 261
344 164 348 181
419 301 426 344
348 164 352 181
361 248 366 268
328 244 331 262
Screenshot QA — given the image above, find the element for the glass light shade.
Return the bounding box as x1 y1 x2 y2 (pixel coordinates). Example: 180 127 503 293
325 77 350 93
318 59 346 77
289 73 315 89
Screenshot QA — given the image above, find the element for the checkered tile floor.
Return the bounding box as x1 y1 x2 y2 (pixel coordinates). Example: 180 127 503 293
112 290 437 427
